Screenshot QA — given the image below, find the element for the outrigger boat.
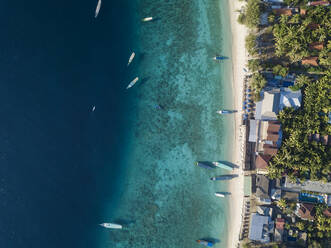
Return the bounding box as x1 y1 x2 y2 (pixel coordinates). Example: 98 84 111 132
197 239 214 247
215 192 225 198
217 110 237 115
126 77 139 89
95 0 102 18
99 223 122 229
213 56 227 61
142 17 153 22
212 161 233 171
127 52 135 66
210 174 238 181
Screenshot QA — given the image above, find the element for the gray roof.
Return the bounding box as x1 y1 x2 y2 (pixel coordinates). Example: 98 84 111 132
249 213 272 243
255 89 280 120
256 175 270 202
249 120 257 142
283 177 331 194
279 88 302 110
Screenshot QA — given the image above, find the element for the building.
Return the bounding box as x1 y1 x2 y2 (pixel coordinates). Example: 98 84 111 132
283 177 331 194
273 8 294 16
309 42 324 50
302 57 319 66
256 154 272 174
248 119 257 143
300 8 307 15
249 213 274 243
263 144 278 156
296 203 315 221
274 218 285 242
282 191 299 201
279 88 302 110
256 175 271 204
308 1 330 6
255 89 280 121
267 121 281 133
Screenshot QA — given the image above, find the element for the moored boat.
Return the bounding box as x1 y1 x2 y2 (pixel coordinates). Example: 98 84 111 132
127 52 135 66
99 223 122 229
195 161 215 170
210 174 238 181
142 17 153 22
217 110 237 115
92 106 96 112
213 56 227 61
212 161 233 171
94 0 102 18
126 77 139 89
196 239 214 247
215 192 225 198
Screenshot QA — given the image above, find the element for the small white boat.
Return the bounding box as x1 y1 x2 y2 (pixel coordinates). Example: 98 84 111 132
215 193 225 198
92 106 96 112
142 17 153 22
126 77 139 89
95 0 102 18
127 52 135 66
99 223 122 229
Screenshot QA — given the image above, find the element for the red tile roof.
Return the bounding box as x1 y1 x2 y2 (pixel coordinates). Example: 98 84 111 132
268 123 281 133
302 57 318 66
298 203 315 220
267 133 280 142
256 154 272 169
323 207 331 217
276 218 285 230
263 145 278 156
273 8 293 16
309 42 324 50
308 1 330 6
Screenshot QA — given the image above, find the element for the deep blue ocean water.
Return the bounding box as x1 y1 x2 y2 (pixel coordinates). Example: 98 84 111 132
0 1 135 247
0 0 234 247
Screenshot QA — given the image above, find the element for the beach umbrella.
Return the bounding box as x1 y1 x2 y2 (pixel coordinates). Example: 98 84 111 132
247 94 252 98
246 89 252 92
247 109 251 112
243 105 246 110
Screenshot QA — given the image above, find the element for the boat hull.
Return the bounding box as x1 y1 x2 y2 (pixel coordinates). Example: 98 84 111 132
212 162 233 171
195 162 214 169
197 239 214 247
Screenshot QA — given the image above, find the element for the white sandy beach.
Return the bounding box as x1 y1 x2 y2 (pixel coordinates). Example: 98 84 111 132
227 0 248 247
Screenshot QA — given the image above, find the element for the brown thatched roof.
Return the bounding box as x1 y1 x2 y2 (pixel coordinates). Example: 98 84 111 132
302 57 318 66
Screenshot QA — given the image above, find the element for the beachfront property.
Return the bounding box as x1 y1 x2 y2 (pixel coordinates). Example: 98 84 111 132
248 213 274 243
238 0 330 246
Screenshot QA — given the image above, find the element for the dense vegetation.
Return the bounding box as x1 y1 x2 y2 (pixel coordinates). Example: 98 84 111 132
273 6 331 63
268 72 331 181
238 1 331 246
238 0 262 28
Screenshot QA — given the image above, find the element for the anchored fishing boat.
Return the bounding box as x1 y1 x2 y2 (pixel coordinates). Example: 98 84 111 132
99 223 122 229
126 77 139 89
94 0 102 18
142 17 153 22
213 56 227 61
210 174 238 181
212 162 233 171
127 52 135 66
196 239 214 247
217 110 237 115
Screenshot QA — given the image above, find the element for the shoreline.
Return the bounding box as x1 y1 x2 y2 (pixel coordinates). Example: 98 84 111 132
227 0 248 247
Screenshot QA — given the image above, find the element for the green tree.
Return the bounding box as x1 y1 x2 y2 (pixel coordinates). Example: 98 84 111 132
245 33 258 56
277 199 287 210
273 64 289 77
245 0 262 28
247 59 262 72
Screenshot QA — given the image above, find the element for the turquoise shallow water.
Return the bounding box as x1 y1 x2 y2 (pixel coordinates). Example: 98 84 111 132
99 0 234 247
